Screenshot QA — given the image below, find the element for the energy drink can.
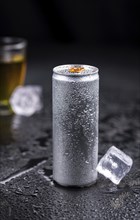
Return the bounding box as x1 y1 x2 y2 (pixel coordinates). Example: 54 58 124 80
53 64 99 187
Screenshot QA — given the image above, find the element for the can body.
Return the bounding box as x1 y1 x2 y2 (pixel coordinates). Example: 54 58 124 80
53 65 99 187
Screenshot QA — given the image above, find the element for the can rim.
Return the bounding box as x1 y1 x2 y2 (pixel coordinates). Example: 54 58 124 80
53 64 99 76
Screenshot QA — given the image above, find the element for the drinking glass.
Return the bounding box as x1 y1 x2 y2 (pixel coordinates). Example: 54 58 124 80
0 37 27 115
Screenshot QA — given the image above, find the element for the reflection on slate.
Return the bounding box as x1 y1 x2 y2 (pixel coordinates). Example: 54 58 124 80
0 115 14 144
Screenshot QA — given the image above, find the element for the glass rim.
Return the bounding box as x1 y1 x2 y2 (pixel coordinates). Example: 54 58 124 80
0 37 27 50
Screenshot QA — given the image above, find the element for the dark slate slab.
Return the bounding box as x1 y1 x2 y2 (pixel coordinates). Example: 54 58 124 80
0 44 140 220
0 87 139 220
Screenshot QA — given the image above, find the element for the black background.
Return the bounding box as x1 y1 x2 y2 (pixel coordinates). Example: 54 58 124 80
0 0 139 100
0 0 140 45
0 0 139 102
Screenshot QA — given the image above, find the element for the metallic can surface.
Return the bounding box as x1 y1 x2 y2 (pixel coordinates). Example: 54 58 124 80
53 64 99 187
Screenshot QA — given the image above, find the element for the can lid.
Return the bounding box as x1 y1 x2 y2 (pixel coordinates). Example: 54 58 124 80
53 64 99 76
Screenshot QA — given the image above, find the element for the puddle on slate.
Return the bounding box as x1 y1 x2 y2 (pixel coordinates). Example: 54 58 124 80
36 129 52 147
0 157 47 184
44 128 52 137
100 179 140 195
20 148 29 153
38 168 54 185
101 185 128 194
36 137 50 147
43 168 52 176
13 186 40 198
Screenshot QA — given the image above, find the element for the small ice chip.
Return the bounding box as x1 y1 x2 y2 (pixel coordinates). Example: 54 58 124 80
96 146 133 184
10 85 43 116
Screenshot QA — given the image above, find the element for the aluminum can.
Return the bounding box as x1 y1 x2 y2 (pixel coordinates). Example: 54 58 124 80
53 64 99 187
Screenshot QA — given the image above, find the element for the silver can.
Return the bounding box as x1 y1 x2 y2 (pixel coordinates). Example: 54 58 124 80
53 64 99 187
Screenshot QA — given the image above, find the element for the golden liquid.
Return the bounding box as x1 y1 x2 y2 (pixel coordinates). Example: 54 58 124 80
69 66 85 73
0 54 26 103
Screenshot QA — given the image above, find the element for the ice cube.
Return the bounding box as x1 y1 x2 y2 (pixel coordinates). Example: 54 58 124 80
96 146 133 184
10 85 43 116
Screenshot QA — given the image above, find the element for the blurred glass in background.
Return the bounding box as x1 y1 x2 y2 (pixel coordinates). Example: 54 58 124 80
0 37 27 115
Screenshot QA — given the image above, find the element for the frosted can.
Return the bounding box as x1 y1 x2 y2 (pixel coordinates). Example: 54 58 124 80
53 64 99 187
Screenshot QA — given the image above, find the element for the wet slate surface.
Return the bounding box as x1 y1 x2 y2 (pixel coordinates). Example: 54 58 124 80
0 87 140 220
0 44 140 220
